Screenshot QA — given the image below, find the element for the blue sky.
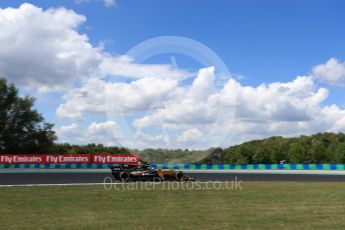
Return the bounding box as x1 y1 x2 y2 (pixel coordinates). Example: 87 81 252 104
3 0 345 82
1 0 345 149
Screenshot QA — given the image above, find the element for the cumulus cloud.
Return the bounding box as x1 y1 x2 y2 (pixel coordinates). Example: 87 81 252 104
135 131 171 147
312 58 345 86
177 129 203 143
55 64 345 148
229 76 328 122
55 121 123 146
56 121 174 148
56 63 345 148
0 3 102 92
133 69 327 131
132 68 345 148
0 4 189 92
133 66 221 129
57 77 178 119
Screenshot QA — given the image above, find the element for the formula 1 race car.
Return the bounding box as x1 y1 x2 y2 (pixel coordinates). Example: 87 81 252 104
111 162 195 182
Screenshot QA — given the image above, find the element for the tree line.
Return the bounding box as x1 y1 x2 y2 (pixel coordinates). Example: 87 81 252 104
199 133 345 164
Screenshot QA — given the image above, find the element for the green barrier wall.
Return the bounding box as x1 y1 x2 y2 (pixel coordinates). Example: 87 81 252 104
1 163 344 170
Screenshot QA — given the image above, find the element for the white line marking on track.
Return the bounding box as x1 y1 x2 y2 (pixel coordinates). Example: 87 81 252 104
0 183 108 187
2 169 345 175
0 181 234 187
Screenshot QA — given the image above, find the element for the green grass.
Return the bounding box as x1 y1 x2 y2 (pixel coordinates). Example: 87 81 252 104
1 182 345 229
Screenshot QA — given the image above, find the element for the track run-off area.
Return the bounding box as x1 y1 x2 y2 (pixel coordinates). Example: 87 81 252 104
2 169 345 185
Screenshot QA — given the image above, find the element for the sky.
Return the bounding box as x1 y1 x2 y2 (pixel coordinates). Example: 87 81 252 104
1 0 345 149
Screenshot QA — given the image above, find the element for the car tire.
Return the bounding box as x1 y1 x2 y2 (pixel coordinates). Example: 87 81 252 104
175 171 184 181
119 171 129 182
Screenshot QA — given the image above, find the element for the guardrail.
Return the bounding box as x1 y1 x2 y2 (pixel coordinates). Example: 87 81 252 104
0 154 140 164
152 164 345 170
1 163 345 170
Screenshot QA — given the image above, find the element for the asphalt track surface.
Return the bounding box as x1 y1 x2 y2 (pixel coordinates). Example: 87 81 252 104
2 171 345 185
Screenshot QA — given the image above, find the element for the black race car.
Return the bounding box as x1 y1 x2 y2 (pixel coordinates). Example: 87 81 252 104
111 162 194 182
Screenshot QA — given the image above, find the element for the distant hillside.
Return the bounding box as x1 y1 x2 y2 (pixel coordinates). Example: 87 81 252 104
50 143 211 164
199 133 345 164
42 133 345 164
139 148 211 164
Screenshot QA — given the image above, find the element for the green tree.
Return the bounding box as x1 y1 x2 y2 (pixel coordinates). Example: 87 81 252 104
0 78 56 153
213 133 345 164
333 143 345 163
288 142 305 163
253 147 271 163
310 140 329 163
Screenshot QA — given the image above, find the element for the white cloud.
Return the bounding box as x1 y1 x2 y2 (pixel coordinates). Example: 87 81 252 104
100 56 191 80
0 3 102 92
135 131 171 146
56 121 123 146
55 123 81 142
312 58 345 86
321 105 345 132
133 66 221 129
229 76 328 122
177 129 203 143
56 121 173 148
57 77 178 119
0 4 190 92
74 0 115 8
103 0 116 8
56 63 345 148
132 68 338 147
133 69 327 130
74 0 90 4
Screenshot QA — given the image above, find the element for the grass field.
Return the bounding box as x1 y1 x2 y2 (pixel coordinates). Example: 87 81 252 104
1 182 345 229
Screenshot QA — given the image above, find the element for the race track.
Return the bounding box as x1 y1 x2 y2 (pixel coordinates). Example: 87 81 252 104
2 170 345 185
